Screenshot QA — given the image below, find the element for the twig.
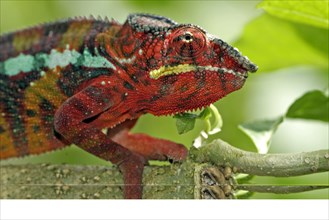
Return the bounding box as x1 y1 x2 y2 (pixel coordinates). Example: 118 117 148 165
236 185 329 194
190 139 329 177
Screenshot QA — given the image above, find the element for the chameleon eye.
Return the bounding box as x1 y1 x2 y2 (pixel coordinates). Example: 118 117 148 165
172 28 206 58
182 32 193 42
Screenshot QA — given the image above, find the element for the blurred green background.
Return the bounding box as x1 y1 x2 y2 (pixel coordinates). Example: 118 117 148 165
1 0 328 199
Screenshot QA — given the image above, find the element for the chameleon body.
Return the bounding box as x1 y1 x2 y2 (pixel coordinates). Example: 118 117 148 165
0 14 257 198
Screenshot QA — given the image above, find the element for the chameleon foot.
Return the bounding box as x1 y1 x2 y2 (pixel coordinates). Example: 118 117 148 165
118 153 147 199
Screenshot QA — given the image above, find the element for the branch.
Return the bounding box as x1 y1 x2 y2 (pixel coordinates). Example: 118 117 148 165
0 161 238 199
0 162 198 199
1 139 328 199
190 139 329 177
236 185 328 194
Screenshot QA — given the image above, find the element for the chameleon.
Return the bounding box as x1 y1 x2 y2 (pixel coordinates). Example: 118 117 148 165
0 13 258 199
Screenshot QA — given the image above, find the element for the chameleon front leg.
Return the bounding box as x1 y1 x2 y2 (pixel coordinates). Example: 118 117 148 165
54 81 145 199
107 119 188 162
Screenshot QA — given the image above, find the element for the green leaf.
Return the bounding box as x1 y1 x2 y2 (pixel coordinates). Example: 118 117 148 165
198 107 211 120
234 14 328 73
239 90 328 152
258 0 329 29
174 113 197 135
206 104 223 135
235 191 254 199
174 112 198 120
286 90 329 122
239 117 284 154
235 174 254 184
175 105 223 136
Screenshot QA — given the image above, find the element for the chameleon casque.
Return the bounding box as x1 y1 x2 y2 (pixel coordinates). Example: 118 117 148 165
0 14 258 199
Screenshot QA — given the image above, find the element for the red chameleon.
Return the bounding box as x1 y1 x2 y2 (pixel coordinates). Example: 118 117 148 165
0 14 258 198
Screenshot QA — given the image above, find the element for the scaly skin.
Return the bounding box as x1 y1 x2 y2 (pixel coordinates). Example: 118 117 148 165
0 14 258 199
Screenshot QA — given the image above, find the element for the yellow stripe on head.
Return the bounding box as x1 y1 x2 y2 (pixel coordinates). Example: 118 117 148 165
149 64 197 79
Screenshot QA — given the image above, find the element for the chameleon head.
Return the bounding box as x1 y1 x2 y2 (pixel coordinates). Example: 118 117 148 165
126 14 258 115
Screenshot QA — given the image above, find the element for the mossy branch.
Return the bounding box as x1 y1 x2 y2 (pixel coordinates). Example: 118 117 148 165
1 139 328 199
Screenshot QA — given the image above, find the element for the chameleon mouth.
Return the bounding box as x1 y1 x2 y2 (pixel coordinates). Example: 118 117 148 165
149 64 247 80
